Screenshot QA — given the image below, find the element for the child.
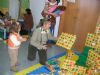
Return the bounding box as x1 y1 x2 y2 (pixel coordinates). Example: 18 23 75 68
27 19 57 65
8 22 26 72
42 0 66 35
43 0 66 17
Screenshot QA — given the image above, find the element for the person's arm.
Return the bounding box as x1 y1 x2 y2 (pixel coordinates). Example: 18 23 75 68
17 34 27 42
30 29 43 49
47 30 57 40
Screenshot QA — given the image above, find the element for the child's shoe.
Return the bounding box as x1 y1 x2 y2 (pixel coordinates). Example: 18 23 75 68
10 66 18 72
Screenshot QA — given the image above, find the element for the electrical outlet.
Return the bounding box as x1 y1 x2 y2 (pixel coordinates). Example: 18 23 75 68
67 0 75 3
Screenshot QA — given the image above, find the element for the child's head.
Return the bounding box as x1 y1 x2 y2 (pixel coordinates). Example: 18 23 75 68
49 0 57 6
10 22 21 33
43 19 52 30
38 19 51 30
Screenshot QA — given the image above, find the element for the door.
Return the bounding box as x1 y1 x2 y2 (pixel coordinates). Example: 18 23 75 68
59 0 100 51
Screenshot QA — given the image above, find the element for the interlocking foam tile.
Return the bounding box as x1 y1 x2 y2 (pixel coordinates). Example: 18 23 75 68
56 32 76 50
86 49 100 67
95 24 100 34
15 52 66 75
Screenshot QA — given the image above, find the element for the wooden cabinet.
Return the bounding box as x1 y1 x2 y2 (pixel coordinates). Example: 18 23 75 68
97 13 100 25
59 0 100 52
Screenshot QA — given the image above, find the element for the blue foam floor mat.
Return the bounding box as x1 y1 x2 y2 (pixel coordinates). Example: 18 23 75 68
26 52 66 75
27 66 60 75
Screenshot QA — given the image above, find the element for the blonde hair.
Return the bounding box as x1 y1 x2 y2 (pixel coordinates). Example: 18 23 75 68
9 22 21 33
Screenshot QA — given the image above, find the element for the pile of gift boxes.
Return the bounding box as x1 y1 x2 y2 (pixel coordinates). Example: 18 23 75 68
29 24 100 75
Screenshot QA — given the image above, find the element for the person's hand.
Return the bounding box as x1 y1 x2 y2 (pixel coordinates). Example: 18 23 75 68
22 38 27 41
49 13 57 17
18 36 26 42
42 45 47 50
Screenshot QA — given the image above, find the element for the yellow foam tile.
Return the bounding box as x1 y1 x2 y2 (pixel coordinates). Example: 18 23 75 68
14 64 42 75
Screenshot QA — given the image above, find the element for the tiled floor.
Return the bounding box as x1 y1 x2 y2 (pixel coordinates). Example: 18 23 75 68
0 41 66 75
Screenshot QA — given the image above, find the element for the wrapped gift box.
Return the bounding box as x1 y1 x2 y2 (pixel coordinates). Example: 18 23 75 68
87 66 100 75
94 35 100 51
95 24 100 34
85 33 97 48
67 65 86 74
61 59 75 69
85 33 100 53
61 59 86 74
86 49 100 67
56 32 76 50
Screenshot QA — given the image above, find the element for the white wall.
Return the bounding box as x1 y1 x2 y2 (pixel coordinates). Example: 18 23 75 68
30 0 62 37
30 0 45 29
9 0 19 20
